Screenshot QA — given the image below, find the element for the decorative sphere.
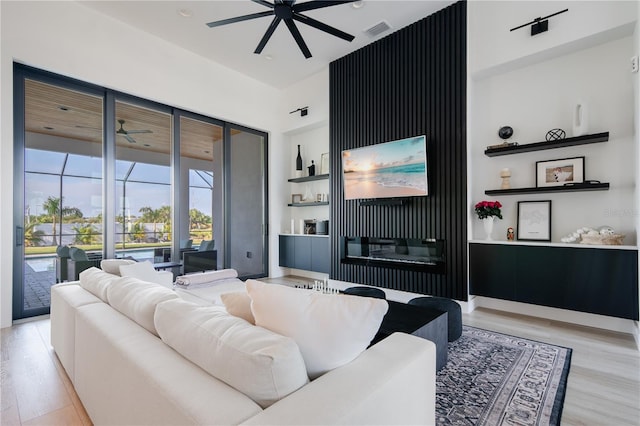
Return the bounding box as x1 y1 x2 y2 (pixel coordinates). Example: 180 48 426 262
546 128 566 141
498 126 513 140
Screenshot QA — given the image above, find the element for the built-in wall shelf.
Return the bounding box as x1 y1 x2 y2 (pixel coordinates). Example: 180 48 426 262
484 132 609 157
288 174 329 183
287 202 330 207
485 182 609 195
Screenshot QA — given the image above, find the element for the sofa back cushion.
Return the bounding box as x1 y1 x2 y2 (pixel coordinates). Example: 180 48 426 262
100 259 136 276
154 298 308 408
79 267 120 302
107 276 178 336
246 279 389 380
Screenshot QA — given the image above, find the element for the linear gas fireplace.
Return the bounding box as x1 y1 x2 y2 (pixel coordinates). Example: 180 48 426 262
340 237 445 274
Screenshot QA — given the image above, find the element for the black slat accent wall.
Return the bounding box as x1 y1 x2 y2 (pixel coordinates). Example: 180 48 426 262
329 1 467 300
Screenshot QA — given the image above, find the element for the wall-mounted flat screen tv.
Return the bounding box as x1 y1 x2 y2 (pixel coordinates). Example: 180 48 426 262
342 135 428 200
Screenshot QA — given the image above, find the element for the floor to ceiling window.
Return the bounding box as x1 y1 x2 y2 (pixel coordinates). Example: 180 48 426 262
13 64 269 320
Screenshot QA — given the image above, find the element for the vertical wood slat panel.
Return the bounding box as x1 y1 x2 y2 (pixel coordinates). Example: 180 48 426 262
329 2 467 300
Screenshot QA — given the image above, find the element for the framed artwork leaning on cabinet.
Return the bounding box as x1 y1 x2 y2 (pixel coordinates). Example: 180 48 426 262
517 200 552 242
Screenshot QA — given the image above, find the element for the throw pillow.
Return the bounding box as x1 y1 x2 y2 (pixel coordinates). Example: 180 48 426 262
100 259 136 276
154 298 308 408
117 260 172 287
221 291 255 324
246 279 389 379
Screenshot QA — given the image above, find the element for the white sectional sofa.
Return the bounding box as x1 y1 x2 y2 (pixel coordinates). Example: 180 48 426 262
50 267 436 425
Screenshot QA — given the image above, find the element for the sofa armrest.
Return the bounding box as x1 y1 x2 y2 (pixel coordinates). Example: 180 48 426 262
242 332 436 426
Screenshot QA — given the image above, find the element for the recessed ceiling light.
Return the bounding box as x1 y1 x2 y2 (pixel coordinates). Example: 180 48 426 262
352 1 364 9
178 8 192 18
264 54 274 61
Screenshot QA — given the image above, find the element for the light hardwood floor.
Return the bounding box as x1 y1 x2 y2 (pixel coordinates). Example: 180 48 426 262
1 298 638 425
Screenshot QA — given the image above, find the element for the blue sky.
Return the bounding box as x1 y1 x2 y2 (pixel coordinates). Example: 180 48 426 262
342 135 426 172
25 149 212 218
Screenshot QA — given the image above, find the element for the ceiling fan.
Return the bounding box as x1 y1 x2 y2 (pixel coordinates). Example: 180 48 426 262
116 119 152 144
206 0 357 59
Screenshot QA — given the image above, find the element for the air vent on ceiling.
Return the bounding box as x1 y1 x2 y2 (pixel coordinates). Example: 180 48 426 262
364 21 391 37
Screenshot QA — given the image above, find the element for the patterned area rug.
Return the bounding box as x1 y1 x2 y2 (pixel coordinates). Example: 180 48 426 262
436 326 572 426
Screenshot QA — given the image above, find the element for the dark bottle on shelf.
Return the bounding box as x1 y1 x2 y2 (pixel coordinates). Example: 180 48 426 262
308 160 315 176
296 145 303 171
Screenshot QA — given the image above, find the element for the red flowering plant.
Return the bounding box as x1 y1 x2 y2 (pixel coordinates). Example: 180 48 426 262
474 200 503 220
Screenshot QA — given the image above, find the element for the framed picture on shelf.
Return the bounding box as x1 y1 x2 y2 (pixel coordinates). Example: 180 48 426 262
291 194 303 204
536 156 584 188
517 200 552 241
320 152 329 175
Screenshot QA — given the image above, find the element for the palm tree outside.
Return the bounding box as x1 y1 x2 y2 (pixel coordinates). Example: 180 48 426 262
41 196 82 246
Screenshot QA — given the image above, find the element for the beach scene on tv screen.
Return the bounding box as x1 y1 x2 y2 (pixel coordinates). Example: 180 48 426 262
342 136 428 200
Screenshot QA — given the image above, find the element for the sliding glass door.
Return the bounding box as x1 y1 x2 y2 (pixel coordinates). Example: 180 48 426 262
226 125 268 278
15 73 105 319
113 99 172 262
178 114 224 266
13 64 269 320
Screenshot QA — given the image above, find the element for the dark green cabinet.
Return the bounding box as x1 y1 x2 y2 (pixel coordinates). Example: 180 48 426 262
279 235 329 273
469 242 639 320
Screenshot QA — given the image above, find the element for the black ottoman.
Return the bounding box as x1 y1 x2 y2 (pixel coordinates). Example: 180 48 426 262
408 297 462 342
343 286 386 299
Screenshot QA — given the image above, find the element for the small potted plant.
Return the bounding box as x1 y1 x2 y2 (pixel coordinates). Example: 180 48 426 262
474 200 502 240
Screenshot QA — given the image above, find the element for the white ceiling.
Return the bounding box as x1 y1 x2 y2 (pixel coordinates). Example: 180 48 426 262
79 0 455 89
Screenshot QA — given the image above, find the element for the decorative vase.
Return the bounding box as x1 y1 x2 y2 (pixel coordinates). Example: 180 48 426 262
482 217 495 240
295 145 303 177
572 101 589 137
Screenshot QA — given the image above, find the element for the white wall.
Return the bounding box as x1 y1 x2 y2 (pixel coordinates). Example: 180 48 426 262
468 0 638 244
470 37 636 243
0 1 284 328
469 1 637 79
272 70 331 277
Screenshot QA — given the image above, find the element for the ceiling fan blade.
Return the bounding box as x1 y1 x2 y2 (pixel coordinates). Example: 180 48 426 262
255 17 282 54
294 0 356 13
119 134 137 144
293 12 354 41
284 19 312 58
125 129 153 134
251 0 275 8
206 11 273 28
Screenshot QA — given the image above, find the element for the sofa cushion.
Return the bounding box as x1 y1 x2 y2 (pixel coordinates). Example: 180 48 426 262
79 267 120 302
100 259 136 276
246 280 389 379
221 291 255 324
154 298 308 408
107 276 178 336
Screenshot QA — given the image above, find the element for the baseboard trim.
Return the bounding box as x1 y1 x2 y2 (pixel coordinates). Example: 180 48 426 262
471 296 637 337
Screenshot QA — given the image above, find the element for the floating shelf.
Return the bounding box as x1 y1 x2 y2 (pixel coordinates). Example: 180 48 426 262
287 202 330 207
288 174 329 183
485 182 609 195
484 132 609 157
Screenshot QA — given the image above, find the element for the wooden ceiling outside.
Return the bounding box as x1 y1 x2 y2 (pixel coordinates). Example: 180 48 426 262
24 79 223 161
